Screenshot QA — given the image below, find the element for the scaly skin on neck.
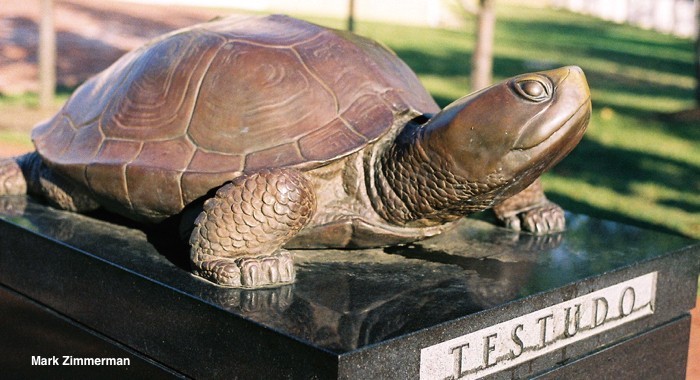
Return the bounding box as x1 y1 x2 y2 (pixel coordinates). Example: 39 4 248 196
369 122 507 227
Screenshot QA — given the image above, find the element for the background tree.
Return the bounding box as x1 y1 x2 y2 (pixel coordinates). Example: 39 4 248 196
695 0 699 106
347 0 355 32
471 0 496 91
39 0 56 110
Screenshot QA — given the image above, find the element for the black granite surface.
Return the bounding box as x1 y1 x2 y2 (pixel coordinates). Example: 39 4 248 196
0 285 182 379
0 196 697 378
536 315 690 380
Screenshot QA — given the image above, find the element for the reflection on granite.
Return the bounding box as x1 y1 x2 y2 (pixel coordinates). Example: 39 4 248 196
0 196 695 353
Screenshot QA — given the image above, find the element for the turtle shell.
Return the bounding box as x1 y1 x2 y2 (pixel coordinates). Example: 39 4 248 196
32 14 438 221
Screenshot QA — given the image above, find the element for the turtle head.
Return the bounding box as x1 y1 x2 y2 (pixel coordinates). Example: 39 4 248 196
419 66 591 202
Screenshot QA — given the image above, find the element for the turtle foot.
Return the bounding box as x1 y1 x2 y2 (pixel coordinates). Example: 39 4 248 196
0 195 28 216
501 201 565 235
0 157 27 196
193 251 295 288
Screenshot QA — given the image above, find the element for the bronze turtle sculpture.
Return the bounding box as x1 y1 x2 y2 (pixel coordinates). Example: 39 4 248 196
0 15 591 288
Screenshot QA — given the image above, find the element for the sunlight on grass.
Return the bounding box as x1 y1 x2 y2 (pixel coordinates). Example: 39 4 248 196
0 130 32 147
542 175 700 238
417 75 470 102
0 92 69 108
587 112 699 164
593 89 694 113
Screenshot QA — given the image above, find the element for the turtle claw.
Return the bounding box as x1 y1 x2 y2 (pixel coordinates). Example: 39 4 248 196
239 251 295 288
519 202 566 235
499 201 565 235
195 251 295 288
501 214 522 232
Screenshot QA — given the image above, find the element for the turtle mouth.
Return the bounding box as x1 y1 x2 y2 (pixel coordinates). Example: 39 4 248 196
499 93 590 188
513 95 591 152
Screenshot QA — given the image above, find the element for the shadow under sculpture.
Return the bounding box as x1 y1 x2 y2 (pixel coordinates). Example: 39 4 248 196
0 14 591 288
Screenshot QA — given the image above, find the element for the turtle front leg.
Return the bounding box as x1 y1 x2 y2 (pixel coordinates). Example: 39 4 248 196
189 168 316 288
493 179 565 234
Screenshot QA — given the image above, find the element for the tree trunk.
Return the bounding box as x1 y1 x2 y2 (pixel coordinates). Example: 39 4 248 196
695 0 700 106
39 0 56 110
471 0 496 91
347 0 355 32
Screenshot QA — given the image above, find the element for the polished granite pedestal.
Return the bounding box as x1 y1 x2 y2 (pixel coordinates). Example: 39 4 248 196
0 196 697 379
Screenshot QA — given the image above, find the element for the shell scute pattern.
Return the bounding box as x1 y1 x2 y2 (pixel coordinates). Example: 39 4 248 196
201 14 324 47
33 15 434 221
186 41 336 160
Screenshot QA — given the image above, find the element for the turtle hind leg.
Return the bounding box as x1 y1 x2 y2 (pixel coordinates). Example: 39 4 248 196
493 178 565 234
190 168 316 288
0 151 98 212
0 153 32 196
0 154 32 215
38 165 100 212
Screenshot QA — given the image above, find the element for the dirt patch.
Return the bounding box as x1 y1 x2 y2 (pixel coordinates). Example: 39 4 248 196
0 0 226 157
0 0 221 94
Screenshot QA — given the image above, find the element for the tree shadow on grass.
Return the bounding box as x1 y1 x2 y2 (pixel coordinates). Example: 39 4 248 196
393 46 539 106
499 18 694 78
585 70 693 105
592 100 700 142
393 47 470 81
554 137 698 197
546 193 683 236
548 136 699 236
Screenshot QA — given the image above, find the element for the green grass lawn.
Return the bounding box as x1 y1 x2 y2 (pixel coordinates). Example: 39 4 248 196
2 3 698 239
305 4 699 239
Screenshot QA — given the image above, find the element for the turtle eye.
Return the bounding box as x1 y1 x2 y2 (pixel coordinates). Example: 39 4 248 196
513 78 551 102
